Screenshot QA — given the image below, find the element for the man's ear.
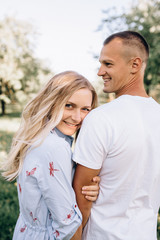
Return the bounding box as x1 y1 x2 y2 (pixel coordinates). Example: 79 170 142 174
130 57 142 73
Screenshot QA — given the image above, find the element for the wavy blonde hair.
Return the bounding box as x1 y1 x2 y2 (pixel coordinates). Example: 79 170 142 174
1 71 97 181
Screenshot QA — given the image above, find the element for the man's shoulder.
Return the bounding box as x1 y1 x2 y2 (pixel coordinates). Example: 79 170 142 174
83 100 117 126
89 97 125 116
83 96 135 127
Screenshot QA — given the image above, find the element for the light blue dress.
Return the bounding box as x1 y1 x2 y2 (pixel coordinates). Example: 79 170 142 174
13 128 82 240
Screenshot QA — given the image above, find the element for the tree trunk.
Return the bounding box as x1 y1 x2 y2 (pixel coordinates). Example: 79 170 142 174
1 100 5 115
146 87 150 95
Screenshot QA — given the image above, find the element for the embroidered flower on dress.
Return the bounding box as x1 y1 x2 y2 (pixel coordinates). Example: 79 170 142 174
53 230 60 238
30 212 37 222
18 183 22 193
26 167 37 176
63 210 74 222
49 162 59 176
20 224 27 232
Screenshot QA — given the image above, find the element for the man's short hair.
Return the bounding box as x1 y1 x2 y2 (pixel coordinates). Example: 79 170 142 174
104 31 149 64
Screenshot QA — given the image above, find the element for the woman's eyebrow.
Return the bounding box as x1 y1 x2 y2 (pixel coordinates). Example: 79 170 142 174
66 101 92 108
84 106 92 108
66 101 76 106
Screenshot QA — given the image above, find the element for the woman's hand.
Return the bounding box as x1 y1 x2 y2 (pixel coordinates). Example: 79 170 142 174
81 176 100 201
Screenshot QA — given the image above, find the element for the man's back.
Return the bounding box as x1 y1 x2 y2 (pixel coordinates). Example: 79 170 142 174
74 95 160 240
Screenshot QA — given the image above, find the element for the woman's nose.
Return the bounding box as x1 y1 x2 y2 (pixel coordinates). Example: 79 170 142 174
72 110 81 122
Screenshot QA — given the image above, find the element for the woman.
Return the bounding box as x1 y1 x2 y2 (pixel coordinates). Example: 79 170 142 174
1 71 99 240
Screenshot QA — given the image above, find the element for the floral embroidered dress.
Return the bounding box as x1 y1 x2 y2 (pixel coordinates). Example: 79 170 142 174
13 128 82 240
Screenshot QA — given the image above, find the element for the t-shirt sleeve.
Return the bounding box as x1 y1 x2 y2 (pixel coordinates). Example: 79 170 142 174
73 111 111 169
34 143 82 239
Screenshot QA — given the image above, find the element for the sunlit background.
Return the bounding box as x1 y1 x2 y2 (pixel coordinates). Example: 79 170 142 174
1 0 137 82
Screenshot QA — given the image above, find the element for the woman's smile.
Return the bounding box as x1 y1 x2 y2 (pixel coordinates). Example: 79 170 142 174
63 120 80 128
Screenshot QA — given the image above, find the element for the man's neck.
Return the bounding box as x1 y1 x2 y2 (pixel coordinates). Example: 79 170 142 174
116 76 149 98
116 89 149 98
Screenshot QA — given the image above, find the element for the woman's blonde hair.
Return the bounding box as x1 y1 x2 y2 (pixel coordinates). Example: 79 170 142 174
1 71 97 181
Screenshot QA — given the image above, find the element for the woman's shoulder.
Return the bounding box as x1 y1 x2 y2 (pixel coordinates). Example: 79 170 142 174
30 131 70 157
43 131 66 147
24 131 71 168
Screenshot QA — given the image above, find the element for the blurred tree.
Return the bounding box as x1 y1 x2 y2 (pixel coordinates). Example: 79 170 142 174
0 17 51 115
97 0 160 97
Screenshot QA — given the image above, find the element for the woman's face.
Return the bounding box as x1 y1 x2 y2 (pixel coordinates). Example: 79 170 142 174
56 88 93 136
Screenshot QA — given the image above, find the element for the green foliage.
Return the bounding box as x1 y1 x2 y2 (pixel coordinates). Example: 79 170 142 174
0 112 20 239
0 17 51 115
158 218 160 240
0 130 14 153
98 0 160 97
0 177 19 240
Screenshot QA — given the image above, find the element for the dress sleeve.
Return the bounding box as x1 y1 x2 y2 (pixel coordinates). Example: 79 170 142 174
35 142 82 239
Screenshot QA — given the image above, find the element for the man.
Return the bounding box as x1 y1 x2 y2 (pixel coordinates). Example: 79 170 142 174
73 31 160 240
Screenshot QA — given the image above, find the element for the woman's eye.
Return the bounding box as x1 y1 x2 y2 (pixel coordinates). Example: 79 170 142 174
82 108 91 112
65 104 72 108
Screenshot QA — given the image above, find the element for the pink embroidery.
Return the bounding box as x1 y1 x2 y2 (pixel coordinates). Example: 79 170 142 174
26 167 36 176
20 224 26 232
30 212 37 222
53 230 60 237
63 210 74 222
49 162 59 176
18 183 22 193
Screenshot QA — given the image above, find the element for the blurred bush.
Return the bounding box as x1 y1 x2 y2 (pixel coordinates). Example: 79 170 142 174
0 177 19 240
0 112 20 239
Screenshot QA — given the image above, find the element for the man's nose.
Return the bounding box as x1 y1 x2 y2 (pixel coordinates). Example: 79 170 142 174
97 65 106 76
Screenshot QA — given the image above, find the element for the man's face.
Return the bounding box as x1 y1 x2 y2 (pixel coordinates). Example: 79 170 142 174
97 38 132 96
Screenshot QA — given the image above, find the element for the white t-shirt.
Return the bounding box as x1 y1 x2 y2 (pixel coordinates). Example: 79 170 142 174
73 95 160 240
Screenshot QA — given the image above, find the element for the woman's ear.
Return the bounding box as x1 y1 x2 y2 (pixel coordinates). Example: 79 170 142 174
130 57 143 74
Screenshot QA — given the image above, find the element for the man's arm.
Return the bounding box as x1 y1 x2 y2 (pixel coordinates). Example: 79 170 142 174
73 164 100 227
71 225 82 240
